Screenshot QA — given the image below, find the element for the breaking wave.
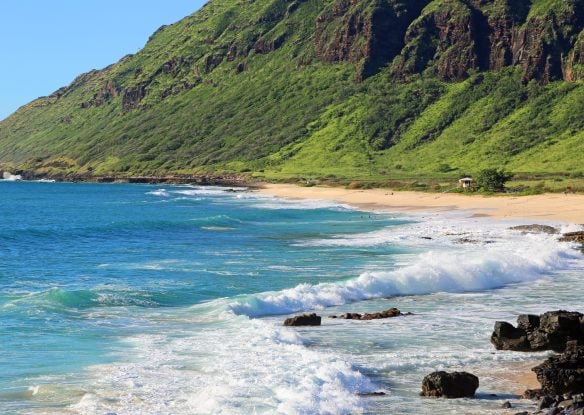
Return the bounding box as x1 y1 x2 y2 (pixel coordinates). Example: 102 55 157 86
230 235 580 317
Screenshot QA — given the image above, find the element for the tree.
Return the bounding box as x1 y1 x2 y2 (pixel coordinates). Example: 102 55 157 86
476 168 512 192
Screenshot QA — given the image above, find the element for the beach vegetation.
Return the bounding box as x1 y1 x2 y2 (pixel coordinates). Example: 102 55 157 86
476 168 513 192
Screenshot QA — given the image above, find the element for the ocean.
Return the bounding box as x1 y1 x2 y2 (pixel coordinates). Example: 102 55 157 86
0 181 582 414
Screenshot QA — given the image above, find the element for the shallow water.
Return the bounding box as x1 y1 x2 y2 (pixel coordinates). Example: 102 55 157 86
0 181 582 414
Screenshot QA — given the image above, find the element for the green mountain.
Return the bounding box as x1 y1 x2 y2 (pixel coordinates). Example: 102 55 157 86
1 0 584 180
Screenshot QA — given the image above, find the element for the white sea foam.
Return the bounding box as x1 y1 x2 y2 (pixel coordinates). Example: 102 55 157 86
67 319 374 415
296 213 518 248
2 171 22 181
146 186 248 199
231 223 581 317
146 188 170 197
174 186 248 197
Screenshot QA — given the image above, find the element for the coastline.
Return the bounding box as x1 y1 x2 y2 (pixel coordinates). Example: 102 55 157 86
2 180 582 413
3 173 584 223
258 183 584 224
257 182 584 406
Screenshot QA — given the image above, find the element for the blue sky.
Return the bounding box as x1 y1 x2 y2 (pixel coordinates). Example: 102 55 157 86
0 1 206 121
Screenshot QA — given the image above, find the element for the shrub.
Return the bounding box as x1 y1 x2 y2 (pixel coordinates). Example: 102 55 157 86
476 168 512 192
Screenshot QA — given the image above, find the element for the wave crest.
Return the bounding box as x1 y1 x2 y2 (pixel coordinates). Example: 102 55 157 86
230 237 579 317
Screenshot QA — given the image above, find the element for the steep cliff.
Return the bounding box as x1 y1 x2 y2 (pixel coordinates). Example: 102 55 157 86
314 0 584 83
315 0 428 80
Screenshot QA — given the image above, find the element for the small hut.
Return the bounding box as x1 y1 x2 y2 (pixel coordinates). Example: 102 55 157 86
458 177 473 189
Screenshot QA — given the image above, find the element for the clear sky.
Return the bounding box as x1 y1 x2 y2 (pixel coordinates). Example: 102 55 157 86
0 1 206 121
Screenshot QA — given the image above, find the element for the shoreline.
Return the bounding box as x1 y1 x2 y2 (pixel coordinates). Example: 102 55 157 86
257 182 584 406
0 171 254 188
3 172 584 223
258 183 584 224
3 178 580 413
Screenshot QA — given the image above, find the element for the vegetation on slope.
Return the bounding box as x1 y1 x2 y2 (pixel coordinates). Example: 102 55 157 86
0 0 583 181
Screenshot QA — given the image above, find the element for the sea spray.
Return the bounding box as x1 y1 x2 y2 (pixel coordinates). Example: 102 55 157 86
2 172 22 181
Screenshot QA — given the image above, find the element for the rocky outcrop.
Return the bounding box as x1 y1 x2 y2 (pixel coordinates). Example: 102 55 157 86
235 62 248 74
560 231 584 243
491 310 584 352
283 313 322 326
491 320 531 351
420 371 479 398
512 2 584 84
254 34 287 54
122 84 147 112
510 224 559 235
533 341 584 396
564 31 584 81
483 0 530 71
315 0 428 81
311 0 584 83
81 80 121 109
203 54 225 74
329 307 411 320
391 0 480 81
394 0 584 82
525 392 584 413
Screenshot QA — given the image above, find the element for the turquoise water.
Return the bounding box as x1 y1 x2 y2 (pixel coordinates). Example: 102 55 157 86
1 182 583 414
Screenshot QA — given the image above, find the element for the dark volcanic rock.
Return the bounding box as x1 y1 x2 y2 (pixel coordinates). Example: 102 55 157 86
513 1 584 84
491 321 530 351
313 0 584 84
540 311 582 334
538 395 557 409
342 312 363 320
510 225 559 235
532 341 584 396
333 308 407 320
420 371 479 398
491 311 584 352
522 388 544 400
361 307 402 320
283 313 321 326
517 314 541 331
560 231 584 243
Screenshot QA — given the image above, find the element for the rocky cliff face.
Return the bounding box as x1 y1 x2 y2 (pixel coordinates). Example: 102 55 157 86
513 0 584 83
315 0 428 80
564 31 584 80
390 0 480 81
317 0 584 83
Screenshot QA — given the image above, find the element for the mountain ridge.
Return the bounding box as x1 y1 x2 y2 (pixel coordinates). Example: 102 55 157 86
1 0 583 180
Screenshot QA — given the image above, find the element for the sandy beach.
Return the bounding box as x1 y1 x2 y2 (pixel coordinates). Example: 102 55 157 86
259 184 584 224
